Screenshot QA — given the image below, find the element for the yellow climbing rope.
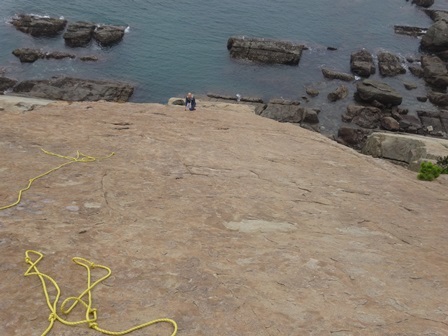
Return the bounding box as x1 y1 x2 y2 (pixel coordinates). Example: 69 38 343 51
0 148 114 211
25 250 178 336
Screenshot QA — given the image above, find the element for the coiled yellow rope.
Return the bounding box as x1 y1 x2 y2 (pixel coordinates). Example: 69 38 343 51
0 148 114 211
25 250 178 336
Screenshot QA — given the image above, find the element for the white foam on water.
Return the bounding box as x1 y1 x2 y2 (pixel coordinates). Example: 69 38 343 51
354 76 361 81
125 26 130 33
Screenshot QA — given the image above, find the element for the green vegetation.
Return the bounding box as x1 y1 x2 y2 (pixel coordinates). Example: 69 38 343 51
417 157 448 181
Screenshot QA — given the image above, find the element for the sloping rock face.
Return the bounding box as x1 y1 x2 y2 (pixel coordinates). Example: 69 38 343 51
93 25 126 46
227 37 304 65
362 132 448 171
350 49 376 77
377 52 406 77
10 14 67 37
13 77 134 102
355 79 402 106
0 101 447 335
63 22 96 47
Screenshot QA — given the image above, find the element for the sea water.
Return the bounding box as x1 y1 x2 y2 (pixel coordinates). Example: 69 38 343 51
0 0 439 131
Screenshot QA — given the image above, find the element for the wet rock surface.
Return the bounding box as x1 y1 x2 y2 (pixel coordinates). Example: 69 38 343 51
13 77 134 102
227 36 304 65
10 14 67 37
321 68 355 81
0 101 447 336
355 80 403 106
63 22 96 47
350 49 376 77
377 52 406 77
93 25 126 46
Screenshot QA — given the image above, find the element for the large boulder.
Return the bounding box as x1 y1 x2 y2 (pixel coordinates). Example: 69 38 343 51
421 20 448 52
381 117 400 131
0 77 18 92
377 52 406 77
355 80 403 106
428 91 448 106
398 115 423 133
342 105 383 129
321 68 354 81
362 132 448 171
409 65 424 78
424 10 448 22
13 77 134 102
63 22 96 47
327 85 348 102
350 49 375 77
421 55 448 89
227 37 304 65
12 48 44 63
93 25 126 46
336 126 372 149
412 0 434 8
259 103 304 123
259 101 319 125
10 14 67 37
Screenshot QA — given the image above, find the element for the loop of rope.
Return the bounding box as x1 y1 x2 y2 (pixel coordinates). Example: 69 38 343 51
0 148 115 211
25 250 178 336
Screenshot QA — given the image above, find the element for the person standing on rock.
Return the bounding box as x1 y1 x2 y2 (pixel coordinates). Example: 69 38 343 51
185 92 196 111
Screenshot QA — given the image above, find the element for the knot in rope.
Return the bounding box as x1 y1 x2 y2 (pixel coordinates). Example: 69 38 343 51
24 250 177 336
89 322 99 329
48 313 57 322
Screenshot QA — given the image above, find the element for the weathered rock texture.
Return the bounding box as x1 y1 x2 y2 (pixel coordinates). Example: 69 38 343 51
63 22 96 47
0 100 447 336
362 132 448 171
421 55 448 89
421 19 448 51
321 68 355 81
355 80 402 106
10 14 67 37
377 52 406 77
13 77 134 102
227 37 304 65
12 48 76 63
350 49 376 77
94 25 126 46
327 85 348 102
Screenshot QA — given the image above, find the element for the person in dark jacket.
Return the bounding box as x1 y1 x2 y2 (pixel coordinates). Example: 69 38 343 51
185 92 196 111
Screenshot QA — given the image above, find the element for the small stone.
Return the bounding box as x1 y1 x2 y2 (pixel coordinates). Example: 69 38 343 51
305 87 319 97
404 82 418 90
417 96 428 102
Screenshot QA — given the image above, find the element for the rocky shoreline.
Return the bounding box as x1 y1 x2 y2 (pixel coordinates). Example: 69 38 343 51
2 3 448 149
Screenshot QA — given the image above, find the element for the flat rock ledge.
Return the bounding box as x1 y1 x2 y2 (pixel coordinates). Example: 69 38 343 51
227 36 304 65
12 77 134 102
362 132 448 171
